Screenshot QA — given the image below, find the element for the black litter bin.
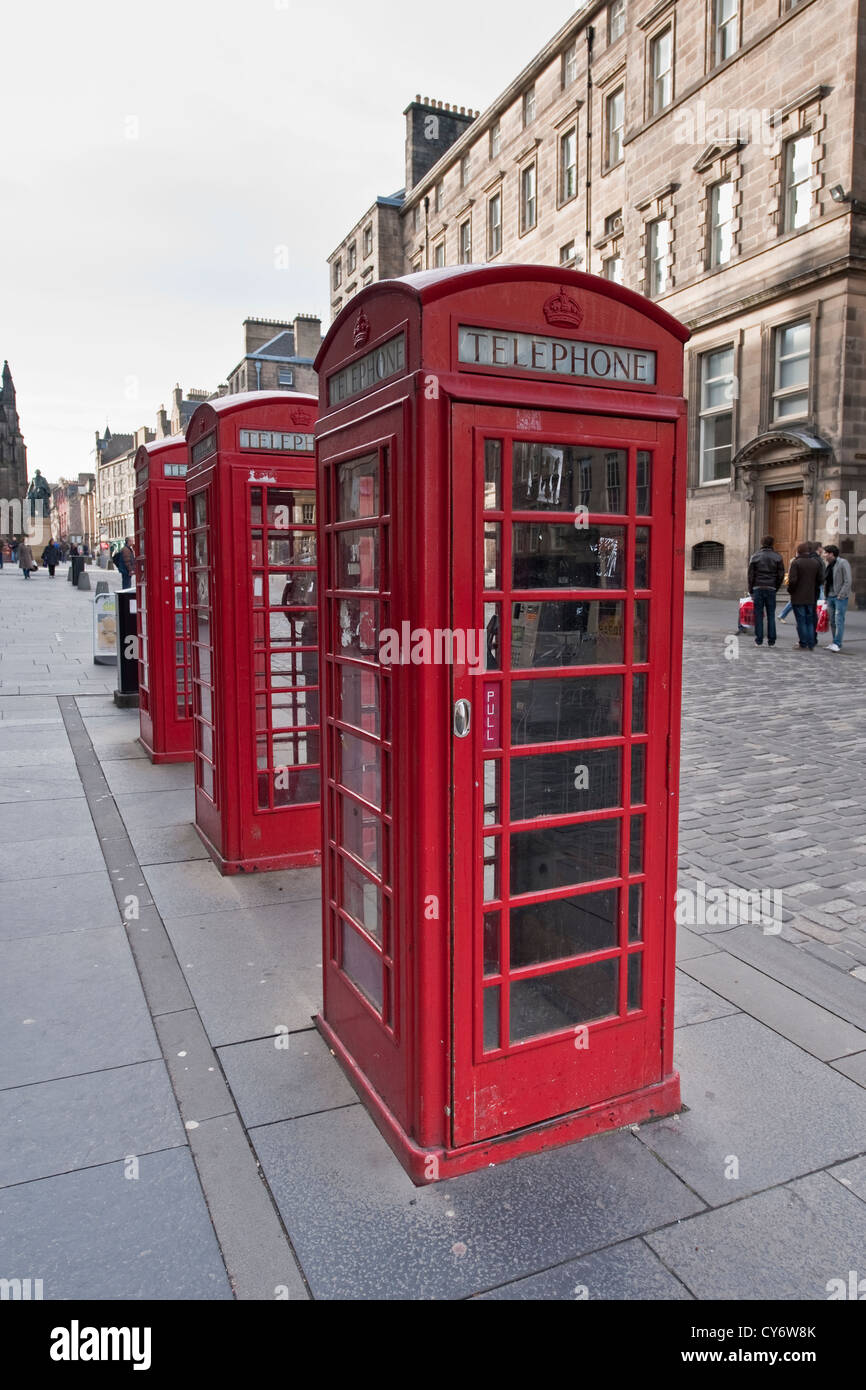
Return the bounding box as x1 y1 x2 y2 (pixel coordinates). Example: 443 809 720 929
70 555 86 586
114 589 139 707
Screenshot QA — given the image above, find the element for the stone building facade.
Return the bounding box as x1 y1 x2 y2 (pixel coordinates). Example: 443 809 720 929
329 0 866 599
95 427 147 545
0 362 28 539
52 474 97 550
224 315 323 397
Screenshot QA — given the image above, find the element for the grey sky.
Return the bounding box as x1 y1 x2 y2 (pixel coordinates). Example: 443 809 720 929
1 0 573 479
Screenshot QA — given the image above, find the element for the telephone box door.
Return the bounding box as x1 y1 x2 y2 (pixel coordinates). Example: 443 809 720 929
451 404 676 1148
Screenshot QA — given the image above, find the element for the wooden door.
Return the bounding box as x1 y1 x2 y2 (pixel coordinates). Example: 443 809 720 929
768 488 804 568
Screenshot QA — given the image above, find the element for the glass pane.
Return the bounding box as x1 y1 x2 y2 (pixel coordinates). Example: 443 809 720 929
270 610 318 646
270 569 317 607
341 919 382 1012
337 528 379 590
199 758 213 798
193 493 207 527
512 525 624 588
636 451 652 514
512 600 624 667
631 744 646 804
338 453 379 520
634 529 650 591
634 600 649 663
483 836 500 902
510 747 622 819
632 674 647 729
630 816 645 873
511 819 621 894
272 650 319 684
628 883 643 942
339 665 379 735
267 489 315 526
510 958 619 1041
341 857 382 945
484 523 501 590
273 730 320 768
341 794 381 874
484 439 502 510
483 986 500 1051
510 888 618 966
250 489 262 525
483 760 500 825
512 675 623 743
513 443 627 512
339 731 381 808
483 603 501 670
272 688 320 729
483 912 500 976
337 598 379 660
628 953 643 1010
274 767 320 806
268 533 315 567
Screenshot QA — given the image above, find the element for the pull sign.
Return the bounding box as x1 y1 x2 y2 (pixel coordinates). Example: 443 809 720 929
482 683 500 750
453 699 471 738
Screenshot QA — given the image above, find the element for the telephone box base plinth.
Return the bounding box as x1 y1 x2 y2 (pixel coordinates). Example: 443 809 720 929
137 735 193 766
317 1014 681 1184
194 823 321 876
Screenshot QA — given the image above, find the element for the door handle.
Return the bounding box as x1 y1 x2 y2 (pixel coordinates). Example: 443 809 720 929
453 699 471 738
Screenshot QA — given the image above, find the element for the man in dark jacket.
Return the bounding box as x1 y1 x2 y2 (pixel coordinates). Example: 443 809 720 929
41 540 61 577
747 535 785 647
786 542 822 650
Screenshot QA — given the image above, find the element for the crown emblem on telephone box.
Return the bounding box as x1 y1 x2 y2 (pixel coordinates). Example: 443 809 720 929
291 409 313 428
543 286 583 330
353 309 371 349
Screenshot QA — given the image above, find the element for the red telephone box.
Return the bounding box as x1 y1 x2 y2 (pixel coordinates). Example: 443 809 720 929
134 436 193 763
184 392 321 874
314 266 689 1181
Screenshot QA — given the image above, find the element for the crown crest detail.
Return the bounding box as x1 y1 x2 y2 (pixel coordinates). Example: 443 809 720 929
543 286 583 329
353 309 371 349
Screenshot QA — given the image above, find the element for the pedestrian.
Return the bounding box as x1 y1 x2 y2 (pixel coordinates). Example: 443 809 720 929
786 542 822 649
41 539 61 577
747 534 784 647
114 537 135 586
807 541 825 638
18 540 34 579
821 543 852 652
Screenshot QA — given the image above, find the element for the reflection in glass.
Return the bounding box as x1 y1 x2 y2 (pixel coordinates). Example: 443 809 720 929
341 793 381 874
513 443 628 513
269 533 315 567
267 489 315 526
631 744 646 804
512 675 622 744
635 527 650 589
273 730 320 767
512 525 624 588
510 958 618 1041
272 688 320 729
339 665 379 735
483 986 500 1051
341 919 382 1012
628 883 643 942
338 598 379 659
484 603 500 670
337 528 379 590
636 451 652 514
632 673 647 729
483 760 500 825
338 453 379 520
270 610 318 647
510 888 618 967
484 523 501 590
270 569 316 608
484 439 502 510
627 952 642 1011
511 819 620 894
483 836 500 902
630 816 644 873
339 731 381 808
273 766 320 806
510 747 622 819
634 600 649 664
512 600 624 668
483 912 500 976
342 857 382 944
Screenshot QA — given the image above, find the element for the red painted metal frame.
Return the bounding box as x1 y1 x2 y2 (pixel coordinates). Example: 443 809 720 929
134 436 193 764
314 266 688 1182
184 392 321 875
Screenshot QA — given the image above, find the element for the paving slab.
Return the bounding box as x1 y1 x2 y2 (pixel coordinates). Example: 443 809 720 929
714 923 866 1030
645 1172 866 1300
0 831 104 882
217 1027 357 1128
679 950 866 1060
0 1148 232 1300
674 971 740 1029
252 1108 705 1300
153 1009 235 1124
829 1155 866 1203
830 1051 866 1087
114 788 197 832
0 1060 185 1187
676 925 720 960
475 1236 692 1300
144 858 321 919
0 870 119 939
639 1013 866 1206
161 899 322 1046
0 798 98 846
128 822 209 865
0 927 161 1087
102 759 195 795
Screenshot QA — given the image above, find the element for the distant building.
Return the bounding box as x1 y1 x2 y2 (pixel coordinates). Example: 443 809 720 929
155 386 213 439
224 315 324 396
52 475 97 551
95 426 150 545
0 361 28 538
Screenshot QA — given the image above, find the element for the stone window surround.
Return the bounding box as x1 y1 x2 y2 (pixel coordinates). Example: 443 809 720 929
517 152 539 237
688 331 742 488
706 0 742 73
635 182 678 296
767 91 827 237
639 0 677 123
555 105 582 208
486 180 505 259
602 79 627 172
760 300 820 433
695 142 743 272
